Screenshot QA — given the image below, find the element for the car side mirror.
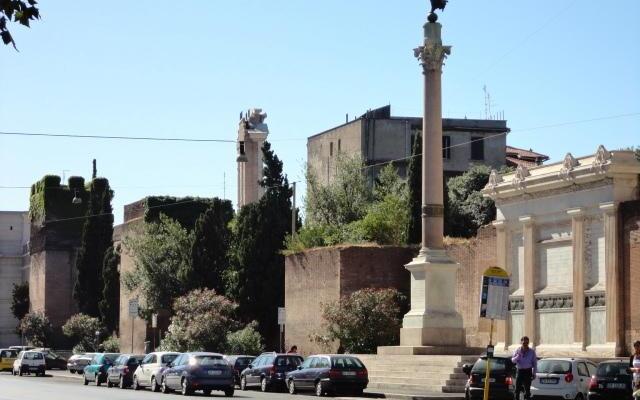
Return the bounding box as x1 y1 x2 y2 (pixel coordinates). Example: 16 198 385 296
462 364 472 376
248 364 252 369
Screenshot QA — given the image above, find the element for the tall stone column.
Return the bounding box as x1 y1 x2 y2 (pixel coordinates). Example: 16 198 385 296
520 216 537 345
601 202 622 354
494 220 510 350
568 208 586 349
399 11 463 349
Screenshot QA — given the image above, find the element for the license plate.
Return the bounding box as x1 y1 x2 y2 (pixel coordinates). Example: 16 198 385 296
342 371 356 376
539 378 558 384
607 383 626 389
480 378 495 383
208 370 222 376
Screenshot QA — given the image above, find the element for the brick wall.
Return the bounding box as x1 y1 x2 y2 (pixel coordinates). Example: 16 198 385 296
622 200 640 352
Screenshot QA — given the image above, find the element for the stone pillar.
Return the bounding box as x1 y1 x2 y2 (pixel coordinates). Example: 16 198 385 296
520 215 537 345
601 202 623 354
568 208 586 350
494 220 510 350
398 14 463 349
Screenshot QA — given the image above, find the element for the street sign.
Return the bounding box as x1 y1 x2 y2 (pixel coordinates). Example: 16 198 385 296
479 267 510 320
278 307 286 326
128 298 139 317
152 313 158 328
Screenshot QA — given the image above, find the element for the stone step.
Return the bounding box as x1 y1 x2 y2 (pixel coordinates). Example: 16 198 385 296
368 367 467 376
367 381 467 394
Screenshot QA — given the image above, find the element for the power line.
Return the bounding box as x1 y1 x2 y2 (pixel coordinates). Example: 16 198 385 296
0 131 236 143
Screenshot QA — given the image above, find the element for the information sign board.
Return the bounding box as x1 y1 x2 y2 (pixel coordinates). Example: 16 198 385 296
479 267 510 320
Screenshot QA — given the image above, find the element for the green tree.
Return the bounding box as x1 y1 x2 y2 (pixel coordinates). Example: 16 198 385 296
318 288 405 354
100 335 120 352
20 312 52 347
62 313 104 352
160 288 239 352
74 178 114 317
225 321 264 355
1 0 40 50
406 132 422 244
445 165 496 237
123 214 194 317
226 141 293 348
11 282 29 322
99 245 120 334
187 199 234 294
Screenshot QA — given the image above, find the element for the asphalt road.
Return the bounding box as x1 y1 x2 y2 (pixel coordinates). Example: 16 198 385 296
0 372 372 400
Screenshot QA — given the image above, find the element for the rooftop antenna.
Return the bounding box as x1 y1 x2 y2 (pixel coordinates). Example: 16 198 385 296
483 85 492 120
62 169 70 183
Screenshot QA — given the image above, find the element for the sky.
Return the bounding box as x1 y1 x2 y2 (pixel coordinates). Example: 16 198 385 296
1 0 639 224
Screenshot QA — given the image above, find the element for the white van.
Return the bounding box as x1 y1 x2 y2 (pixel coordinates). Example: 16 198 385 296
12 351 46 376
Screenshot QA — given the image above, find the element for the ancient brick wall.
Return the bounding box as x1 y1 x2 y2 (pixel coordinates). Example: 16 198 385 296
622 200 640 352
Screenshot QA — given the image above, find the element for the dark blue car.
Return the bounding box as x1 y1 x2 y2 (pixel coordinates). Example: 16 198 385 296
159 352 234 396
285 354 368 396
240 352 304 392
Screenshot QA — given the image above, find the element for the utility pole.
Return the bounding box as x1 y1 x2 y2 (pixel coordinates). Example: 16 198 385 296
291 182 296 239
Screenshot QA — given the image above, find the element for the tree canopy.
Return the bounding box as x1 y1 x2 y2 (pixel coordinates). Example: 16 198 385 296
1 0 40 50
10 281 29 322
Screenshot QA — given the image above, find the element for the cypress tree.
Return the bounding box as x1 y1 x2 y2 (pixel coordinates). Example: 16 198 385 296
99 245 120 333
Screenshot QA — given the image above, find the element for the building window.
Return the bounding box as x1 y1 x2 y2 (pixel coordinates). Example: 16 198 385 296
442 136 451 159
471 136 484 160
338 139 341 153
330 142 334 157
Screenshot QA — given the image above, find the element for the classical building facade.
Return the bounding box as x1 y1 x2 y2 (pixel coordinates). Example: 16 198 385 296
0 211 30 347
237 109 268 208
307 105 514 186
483 146 640 356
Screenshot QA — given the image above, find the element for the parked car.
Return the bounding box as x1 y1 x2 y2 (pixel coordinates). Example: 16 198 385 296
82 353 120 386
286 354 368 396
240 352 304 392
0 349 18 372
587 360 633 400
106 354 144 389
463 356 515 400
67 354 94 374
159 352 235 396
223 355 255 386
12 350 46 377
132 351 179 392
530 358 597 400
34 348 67 370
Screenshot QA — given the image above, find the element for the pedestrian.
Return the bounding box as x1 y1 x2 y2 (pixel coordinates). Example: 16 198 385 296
287 345 298 354
630 341 640 398
511 336 537 400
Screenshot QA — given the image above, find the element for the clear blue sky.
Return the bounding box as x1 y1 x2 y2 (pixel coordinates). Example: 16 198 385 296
1 0 639 224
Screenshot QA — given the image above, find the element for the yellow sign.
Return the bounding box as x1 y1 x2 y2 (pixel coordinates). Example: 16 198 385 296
482 266 509 278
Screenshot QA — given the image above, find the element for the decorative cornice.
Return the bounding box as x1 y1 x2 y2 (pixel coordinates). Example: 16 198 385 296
586 293 606 308
512 165 530 190
558 152 579 180
591 145 611 173
509 298 524 311
486 169 503 192
494 179 613 206
535 294 573 310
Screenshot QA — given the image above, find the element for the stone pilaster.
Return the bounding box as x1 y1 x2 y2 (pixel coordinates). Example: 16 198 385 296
567 208 586 349
600 202 623 354
493 220 510 350
520 215 537 345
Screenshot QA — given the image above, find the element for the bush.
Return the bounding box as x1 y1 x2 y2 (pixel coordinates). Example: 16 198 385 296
67 176 85 189
20 312 53 347
160 288 239 352
225 321 264 355
101 335 120 352
62 313 104 352
319 288 405 354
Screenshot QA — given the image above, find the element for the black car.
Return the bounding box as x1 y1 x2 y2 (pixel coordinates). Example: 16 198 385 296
463 356 515 400
240 352 304 392
587 360 633 400
106 354 144 389
34 348 67 370
223 355 255 386
286 354 368 396
159 352 234 396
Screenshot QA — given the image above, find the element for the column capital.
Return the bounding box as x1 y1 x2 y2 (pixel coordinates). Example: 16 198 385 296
519 215 535 225
566 207 585 217
599 201 617 214
492 219 507 230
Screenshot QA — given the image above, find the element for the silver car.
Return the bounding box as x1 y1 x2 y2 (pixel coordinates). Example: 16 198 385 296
132 351 180 391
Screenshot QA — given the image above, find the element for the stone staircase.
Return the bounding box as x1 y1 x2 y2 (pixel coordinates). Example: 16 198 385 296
357 355 479 394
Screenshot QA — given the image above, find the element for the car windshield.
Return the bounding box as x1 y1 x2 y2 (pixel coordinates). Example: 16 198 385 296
276 356 303 367
236 358 253 368
332 357 364 369
597 363 630 377
537 360 572 374
162 354 178 364
195 356 227 366
25 352 43 360
471 358 510 373
1 350 16 358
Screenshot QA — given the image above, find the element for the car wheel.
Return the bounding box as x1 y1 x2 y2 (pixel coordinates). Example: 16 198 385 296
181 378 192 396
203 389 212 396
161 377 171 394
575 395 584 400
18 368 23 377
465 389 470 400
315 381 323 397
151 376 159 392
107 377 113 388
260 377 268 392
133 376 140 391
288 379 297 394
119 375 126 389
83 374 89 386
240 376 247 391
224 387 234 397
95 374 101 386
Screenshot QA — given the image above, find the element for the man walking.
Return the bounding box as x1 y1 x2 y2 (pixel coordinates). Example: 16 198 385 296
512 336 537 400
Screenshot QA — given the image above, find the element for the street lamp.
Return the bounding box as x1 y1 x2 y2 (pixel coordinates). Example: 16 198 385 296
71 189 82 205
94 330 101 351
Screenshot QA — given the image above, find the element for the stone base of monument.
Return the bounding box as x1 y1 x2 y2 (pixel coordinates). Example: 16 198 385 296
377 344 483 356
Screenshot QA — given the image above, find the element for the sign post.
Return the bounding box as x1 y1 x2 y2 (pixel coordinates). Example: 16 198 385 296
128 298 139 353
278 307 286 353
479 267 510 400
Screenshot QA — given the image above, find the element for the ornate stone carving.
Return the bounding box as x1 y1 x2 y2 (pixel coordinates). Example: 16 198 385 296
591 145 611 173
586 293 606 307
511 165 530 190
414 42 451 71
558 152 579 180
422 204 444 218
509 298 524 311
486 169 503 191
535 294 573 310
495 178 613 206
